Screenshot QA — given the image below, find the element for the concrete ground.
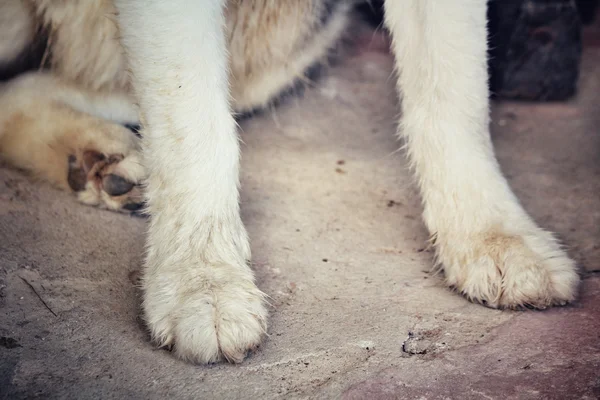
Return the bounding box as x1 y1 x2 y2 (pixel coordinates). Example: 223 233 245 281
1 21 599 400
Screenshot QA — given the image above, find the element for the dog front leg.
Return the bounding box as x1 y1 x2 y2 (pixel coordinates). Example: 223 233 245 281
384 0 579 308
114 0 267 363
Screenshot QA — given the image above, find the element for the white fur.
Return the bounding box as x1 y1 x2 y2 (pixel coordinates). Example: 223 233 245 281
114 0 267 363
105 0 579 364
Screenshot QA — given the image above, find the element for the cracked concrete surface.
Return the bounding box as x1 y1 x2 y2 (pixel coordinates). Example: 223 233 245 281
1 21 599 400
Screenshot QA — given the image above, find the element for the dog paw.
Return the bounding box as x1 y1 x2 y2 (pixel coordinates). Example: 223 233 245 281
439 229 579 309
144 262 267 363
67 137 145 213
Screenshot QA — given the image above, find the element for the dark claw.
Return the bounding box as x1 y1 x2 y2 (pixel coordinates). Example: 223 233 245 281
123 202 145 212
124 123 142 138
102 174 135 196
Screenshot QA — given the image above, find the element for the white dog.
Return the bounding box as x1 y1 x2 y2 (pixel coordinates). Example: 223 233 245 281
0 0 579 364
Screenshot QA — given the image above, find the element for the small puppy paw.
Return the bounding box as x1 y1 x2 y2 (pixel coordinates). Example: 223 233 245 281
66 126 145 212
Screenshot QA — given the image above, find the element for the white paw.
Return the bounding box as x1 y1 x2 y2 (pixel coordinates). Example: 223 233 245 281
143 258 266 363
438 228 579 309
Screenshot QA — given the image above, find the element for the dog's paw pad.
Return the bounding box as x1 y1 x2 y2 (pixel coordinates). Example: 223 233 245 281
67 149 144 212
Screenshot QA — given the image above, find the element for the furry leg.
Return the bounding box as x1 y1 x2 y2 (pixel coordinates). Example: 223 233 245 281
114 0 267 363
383 0 578 308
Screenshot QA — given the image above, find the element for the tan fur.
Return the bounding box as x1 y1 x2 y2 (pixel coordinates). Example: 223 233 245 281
226 0 351 112
29 0 129 91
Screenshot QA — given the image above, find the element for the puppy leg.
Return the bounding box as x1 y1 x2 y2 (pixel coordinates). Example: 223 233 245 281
114 0 267 363
0 76 144 211
383 0 578 308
